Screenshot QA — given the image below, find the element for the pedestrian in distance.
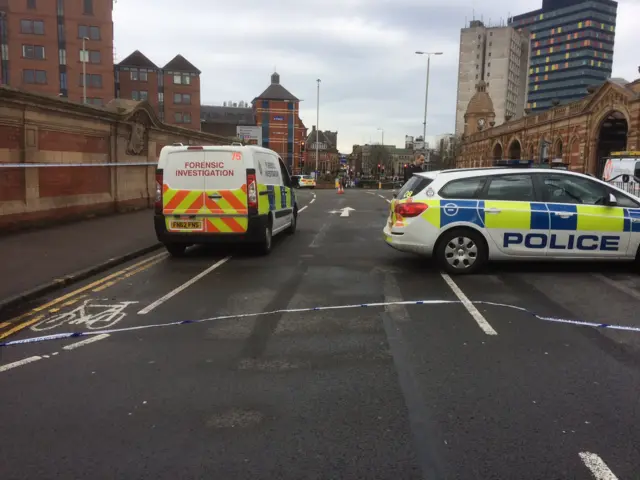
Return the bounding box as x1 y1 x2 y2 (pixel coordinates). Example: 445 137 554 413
403 154 425 185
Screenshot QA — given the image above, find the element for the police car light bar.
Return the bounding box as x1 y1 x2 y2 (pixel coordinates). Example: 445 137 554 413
493 159 534 168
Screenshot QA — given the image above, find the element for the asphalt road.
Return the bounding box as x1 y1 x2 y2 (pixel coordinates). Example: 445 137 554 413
2 188 640 479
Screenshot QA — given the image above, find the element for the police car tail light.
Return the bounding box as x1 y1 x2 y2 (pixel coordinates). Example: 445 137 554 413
154 170 163 214
395 202 428 217
247 172 258 209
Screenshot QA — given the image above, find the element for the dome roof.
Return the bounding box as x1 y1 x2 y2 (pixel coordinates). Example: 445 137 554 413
465 81 494 116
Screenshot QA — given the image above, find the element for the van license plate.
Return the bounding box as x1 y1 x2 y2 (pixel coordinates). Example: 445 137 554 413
170 220 203 231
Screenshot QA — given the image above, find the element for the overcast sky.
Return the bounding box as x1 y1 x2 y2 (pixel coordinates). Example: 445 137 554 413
113 0 639 152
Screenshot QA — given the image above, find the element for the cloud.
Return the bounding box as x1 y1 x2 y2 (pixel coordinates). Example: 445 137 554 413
114 0 638 152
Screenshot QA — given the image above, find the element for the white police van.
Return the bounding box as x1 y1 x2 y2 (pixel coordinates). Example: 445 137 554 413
383 163 640 274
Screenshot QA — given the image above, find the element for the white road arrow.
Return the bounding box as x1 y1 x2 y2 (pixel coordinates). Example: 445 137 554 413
329 207 355 217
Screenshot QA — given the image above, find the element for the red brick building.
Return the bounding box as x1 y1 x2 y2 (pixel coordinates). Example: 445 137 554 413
253 72 307 173
115 51 201 130
0 0 114 105
304 126 339 174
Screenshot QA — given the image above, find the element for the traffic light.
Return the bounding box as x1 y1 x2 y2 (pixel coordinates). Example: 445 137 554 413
377 163 381 172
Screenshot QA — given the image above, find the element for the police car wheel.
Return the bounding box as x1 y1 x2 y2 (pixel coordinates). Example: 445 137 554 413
436 229 487 275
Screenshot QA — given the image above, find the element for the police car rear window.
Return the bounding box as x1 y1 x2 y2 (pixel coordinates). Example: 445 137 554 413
439 177 487 199
397 175 432 198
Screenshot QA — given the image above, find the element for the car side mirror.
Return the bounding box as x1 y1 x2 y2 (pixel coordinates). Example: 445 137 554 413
608 193 617 206
622 174 630 183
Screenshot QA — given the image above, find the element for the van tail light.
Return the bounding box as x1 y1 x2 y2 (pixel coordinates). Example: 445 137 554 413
247 170 258 211
154 169 163 214
395 202 428 217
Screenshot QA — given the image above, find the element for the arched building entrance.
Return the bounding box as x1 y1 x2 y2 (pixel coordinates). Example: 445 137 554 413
595 111 628 176
492 143 503 160
508 139 522 159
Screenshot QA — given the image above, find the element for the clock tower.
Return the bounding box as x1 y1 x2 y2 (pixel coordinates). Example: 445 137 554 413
463 81 496 137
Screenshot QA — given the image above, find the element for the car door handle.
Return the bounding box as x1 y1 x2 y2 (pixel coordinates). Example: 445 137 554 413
207 194 222 199
485 208 501 214
554 212 575 218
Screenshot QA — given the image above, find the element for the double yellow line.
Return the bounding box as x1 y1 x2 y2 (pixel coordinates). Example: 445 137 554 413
0 252 167 340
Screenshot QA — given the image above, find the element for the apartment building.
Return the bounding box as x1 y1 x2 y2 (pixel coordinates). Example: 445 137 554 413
0 0 114 104
115 51 201 130
509 0 617 113
455 20 530 136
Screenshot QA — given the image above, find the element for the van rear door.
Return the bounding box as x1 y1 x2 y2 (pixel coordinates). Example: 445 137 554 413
202 149 248 233
162 150 206 232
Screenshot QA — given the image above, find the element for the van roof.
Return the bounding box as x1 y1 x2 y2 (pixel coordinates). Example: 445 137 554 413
160 144 275 154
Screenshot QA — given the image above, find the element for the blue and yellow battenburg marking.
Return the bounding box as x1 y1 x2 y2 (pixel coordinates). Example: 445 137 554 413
410 199 640 233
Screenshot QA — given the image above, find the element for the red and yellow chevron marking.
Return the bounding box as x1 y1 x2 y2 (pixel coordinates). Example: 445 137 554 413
162 185 247 215
205 217 248 233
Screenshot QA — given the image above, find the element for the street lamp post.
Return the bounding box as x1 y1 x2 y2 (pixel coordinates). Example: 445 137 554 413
377 127 384 146
82 36 89 104
315 78 320 178
415 51 442 162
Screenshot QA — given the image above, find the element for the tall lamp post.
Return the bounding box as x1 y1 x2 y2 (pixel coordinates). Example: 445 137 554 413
377 127 384 178
315 78 320 178
82 36 89 104
415 51 442 162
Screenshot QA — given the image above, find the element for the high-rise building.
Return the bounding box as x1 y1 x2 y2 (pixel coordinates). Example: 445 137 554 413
509 0 618 113
455 21 530 136
0 0 114 104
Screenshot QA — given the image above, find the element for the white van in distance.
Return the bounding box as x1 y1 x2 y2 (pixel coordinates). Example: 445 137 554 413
154 144 298 256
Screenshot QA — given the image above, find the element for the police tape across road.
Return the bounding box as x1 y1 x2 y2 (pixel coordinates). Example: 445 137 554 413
1 299 640 348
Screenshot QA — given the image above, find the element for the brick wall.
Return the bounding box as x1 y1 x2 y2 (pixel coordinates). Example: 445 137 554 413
0 86 232 231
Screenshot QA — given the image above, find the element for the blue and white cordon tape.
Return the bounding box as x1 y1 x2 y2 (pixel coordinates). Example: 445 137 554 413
1 299 639 348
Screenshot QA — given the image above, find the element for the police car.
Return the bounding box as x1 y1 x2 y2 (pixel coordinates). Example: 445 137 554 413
383 162 640 274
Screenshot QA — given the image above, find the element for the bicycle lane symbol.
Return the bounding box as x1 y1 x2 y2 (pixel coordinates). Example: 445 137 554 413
31 299 139 332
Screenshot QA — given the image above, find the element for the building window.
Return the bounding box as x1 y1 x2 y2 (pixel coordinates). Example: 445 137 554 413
22 45 45 59
130 69 138 80
174 113 191 123
140 90 148 100
57 0 64 15
173 93 191 104
173 73 191 85
158 92 164 103
79 73 102 88
132 90 139 100
27 0 36 9
60 72 67 89
58 48 66 65
79 49 100 63
78 25 100 40
83 0 93 15
140 70 148 81
23 69 47 84
21 20 44 35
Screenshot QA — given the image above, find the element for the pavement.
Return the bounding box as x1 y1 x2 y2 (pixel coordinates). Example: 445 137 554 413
2 188 640 479
0 209 160 313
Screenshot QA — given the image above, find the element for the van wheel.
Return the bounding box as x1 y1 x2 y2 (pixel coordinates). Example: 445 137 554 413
165 243 188 257
435 228 487 275
258 223 273 255
286 211 297 235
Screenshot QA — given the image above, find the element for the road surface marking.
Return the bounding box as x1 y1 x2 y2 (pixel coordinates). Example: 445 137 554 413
299 205 308 213
0 355 42 373
440 273 497 335
138 256 231 315
0 315 45 340
310 198 315 204
378 194 386 199
593 273 640 302
309 222 329 248
0 253 166 340
579 452 618 479
0 322 10 329
63 333 110 350
386 199 391 203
